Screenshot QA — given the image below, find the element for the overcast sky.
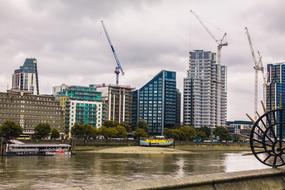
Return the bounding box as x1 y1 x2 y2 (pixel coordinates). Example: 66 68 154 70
0 0 284 121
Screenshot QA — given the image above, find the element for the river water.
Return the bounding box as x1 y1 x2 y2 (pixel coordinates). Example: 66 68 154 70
0 151 269 189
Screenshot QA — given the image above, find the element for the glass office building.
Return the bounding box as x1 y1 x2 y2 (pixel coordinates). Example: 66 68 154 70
12 58 39 95
132 70 177 135
267 63 285 138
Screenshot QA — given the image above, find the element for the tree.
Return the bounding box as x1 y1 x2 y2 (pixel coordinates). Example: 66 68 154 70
120 122 132 132
90 128 100 139
213 126 230 141
0 121 22 141
180 126 196 141
100 127 117 139
72 124 94 141
164 128 180 139
199 127 211 139
103 120 118 128
137 120 148 131
134 128 148 138
51 128 60 139
115 125 127 138
196 129 207 140
34 123 51 140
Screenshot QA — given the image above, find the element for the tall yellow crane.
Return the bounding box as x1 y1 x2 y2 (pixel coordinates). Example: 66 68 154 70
190 10 228 126
245 27 266 118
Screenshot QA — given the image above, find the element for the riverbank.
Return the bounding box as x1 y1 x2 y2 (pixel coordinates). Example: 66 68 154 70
75 143 250 153
83 146 192 154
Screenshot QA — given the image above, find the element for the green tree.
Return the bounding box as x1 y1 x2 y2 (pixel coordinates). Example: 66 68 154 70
213 126 230 141
196 129 207 140
90 128 100 139
180 126 196 141
51 128 60 139
115 125 128 138
134 128 148 138
120 122 132 132
137 120 148 131
72 124 94 141
34 123 51 140
199 127 211 139
103 120 118 128
0 121 22 141
164 128 179 139
100 127 118 139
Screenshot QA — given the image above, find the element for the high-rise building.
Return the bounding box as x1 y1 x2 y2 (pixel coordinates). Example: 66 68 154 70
176 89 181 125
0 90 63 135
55 84 103 137
12 58 39 95
266 63 285 138
52 84 68 96
97 84 133 125
266 63 285 111
132 70 177 135
183 50 227 128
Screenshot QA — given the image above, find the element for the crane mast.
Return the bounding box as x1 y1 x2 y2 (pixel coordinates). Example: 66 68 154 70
190 10 228 127
101 20 124 85
245 27 265 118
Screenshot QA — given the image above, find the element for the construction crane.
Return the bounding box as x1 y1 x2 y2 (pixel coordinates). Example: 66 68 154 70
245 27 266 118
101 20 124 85
190 10 228 126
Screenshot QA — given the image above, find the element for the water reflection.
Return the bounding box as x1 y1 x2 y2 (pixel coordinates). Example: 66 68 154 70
224 153 269 172
0 151 267 189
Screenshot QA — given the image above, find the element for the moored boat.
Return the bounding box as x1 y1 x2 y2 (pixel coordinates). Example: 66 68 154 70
4 143 71 156
139 137 174 147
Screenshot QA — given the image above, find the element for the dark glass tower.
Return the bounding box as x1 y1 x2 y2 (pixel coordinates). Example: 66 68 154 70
132 70 177 135
267 63 285 138
12 58 39 95
267 64 285 110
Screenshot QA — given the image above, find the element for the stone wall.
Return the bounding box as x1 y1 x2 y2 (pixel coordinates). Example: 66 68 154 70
97 168 285 190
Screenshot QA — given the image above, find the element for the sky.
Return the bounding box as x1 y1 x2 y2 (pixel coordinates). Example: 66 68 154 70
0 0 284 121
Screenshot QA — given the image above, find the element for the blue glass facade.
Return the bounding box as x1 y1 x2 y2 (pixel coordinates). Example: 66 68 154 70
267 64 285 138
132 70 177 135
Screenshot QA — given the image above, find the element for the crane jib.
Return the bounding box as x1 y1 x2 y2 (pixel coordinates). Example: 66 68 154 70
111 45 115 53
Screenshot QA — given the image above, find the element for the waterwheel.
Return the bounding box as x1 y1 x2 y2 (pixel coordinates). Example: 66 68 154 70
250 109 285 168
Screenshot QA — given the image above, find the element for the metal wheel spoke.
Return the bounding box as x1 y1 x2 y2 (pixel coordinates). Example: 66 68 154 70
264 134 274 144
252 138 263 144
259 118 268 130
263 154 272 163
253 131 263 139
255 150 269 154
252 137 273 147
273 155 277 167
279 155 285 164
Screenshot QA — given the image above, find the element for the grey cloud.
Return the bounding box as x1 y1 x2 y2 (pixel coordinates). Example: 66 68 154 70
0 0 283 120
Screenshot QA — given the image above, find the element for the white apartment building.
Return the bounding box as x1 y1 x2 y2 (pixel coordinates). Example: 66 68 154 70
67 100 102 137
183 50 227 128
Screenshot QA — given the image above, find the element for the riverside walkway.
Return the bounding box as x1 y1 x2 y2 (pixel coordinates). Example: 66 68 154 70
92 168 285 190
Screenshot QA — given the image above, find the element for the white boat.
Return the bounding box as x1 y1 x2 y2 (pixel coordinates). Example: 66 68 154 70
4 143 71 156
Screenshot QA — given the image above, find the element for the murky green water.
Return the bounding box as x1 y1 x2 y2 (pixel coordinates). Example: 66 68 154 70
0 151 268 189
